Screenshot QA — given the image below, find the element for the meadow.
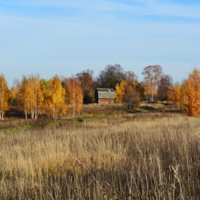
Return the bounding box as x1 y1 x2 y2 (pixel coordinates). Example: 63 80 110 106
0 103 200 199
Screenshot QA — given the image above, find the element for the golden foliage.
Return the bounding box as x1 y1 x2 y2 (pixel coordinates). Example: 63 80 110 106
115 80 140 108
16 76 32 119
115 80 127 103
0 74 10 119
65 77 83 117
43 76 66 118
9 87 18 106
167 84 181 107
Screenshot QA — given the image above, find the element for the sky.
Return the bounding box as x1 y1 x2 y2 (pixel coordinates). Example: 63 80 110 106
0 0 200 87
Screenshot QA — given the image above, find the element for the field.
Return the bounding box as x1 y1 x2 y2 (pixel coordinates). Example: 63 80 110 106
0 103 200 199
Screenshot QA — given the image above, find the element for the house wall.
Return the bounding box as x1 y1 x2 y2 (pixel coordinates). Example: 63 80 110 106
98 99 114 104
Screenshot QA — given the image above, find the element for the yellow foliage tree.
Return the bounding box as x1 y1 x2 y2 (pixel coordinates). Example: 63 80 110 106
0 74 10 120
185 69 200 117
65 77 83 117
115 80 127 103
115 80 140 109
9 87 18 106
17 76 32 119
44 76 66 118
29 75 44 119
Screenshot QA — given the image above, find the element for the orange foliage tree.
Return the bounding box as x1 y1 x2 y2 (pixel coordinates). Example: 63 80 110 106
167 80 189 111
185 69 200 117
0 74 10 120
167 84 181 109
142 65 163 101
65 77 83 117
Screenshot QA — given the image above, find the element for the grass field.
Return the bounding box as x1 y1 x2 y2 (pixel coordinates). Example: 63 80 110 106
0 103 199 199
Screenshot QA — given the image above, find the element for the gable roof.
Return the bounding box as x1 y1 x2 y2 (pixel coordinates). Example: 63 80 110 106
96 88 115 92
96 88 115 99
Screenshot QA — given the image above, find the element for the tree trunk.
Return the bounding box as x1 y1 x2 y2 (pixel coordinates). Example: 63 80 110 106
31 101 34 119
25 103 27 119
150 93 154 101
31 110 34 119
35 110 38 119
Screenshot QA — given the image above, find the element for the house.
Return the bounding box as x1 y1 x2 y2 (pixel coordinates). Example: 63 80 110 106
95 88 115 103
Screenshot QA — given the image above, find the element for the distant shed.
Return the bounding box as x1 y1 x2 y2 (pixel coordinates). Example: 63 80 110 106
95 88 115 103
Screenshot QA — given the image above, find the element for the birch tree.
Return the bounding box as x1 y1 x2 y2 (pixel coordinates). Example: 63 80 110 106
142 65 163 101
44 76 66 118
115 80 140 109
29 75 44 119
0 74 10 120
17 76 31 119
65 77 83 118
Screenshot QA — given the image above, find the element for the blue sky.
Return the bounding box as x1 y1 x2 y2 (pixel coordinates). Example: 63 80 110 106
0 0 200 86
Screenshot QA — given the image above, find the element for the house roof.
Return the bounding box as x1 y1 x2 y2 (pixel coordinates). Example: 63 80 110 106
96 88 115 99
96 88 115 92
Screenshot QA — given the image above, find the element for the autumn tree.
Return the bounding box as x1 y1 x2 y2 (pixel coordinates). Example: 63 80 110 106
9 88 18 106
115 80 140 109
142 65 163 101
115 80 127 103
17 76 31 119
65 77 83 117
9 78 20 106
167 84 181 109
76 70 95 103
185 69 200 117
157 75 173 100
43 76 66 118
29 75 44 119
0 74 10 120
180 79 188 106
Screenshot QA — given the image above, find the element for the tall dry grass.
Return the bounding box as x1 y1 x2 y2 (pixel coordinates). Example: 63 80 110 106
0 114 200 199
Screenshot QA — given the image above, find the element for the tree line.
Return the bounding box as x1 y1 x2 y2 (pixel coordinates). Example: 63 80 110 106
0 64 200 119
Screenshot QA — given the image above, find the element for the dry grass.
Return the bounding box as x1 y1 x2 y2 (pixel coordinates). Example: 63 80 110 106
0 113 200 199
